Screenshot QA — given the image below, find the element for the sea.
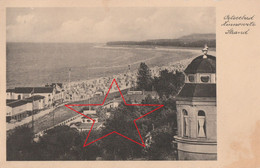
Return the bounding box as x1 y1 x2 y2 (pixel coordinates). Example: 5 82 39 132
6 42 208 89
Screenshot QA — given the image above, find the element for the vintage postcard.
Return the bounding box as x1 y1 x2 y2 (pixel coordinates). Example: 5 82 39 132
0 0 259 168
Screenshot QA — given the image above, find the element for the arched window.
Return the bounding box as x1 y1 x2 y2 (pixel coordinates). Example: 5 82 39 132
198 110 206 138
183 109 189 137
188 75 195 82
18 95 21 100
200 75 210 83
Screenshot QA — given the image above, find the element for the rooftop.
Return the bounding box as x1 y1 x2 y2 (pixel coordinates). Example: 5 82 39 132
81 114 98 119
46 83 63 88
184 55 216 74
6 99 17 104
177 83 216 98
25 95 45 101
71 122 101 130
6 100 29 108
14 87 54 94
6 89 15 93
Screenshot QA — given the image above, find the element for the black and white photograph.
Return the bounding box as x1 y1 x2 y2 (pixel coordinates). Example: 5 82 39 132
5 7 217 161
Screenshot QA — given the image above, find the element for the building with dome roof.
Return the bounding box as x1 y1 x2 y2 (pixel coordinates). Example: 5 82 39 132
174 47 217 160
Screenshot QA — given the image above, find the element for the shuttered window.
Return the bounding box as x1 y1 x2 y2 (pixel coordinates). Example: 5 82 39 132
183 109 189 137
198 110 206 138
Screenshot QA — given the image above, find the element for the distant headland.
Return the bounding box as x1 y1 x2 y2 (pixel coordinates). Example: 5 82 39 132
107 33 216 48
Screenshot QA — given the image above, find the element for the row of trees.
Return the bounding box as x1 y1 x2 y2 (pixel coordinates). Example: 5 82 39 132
7 96 178 160
7 126 102 160
136 62 185 98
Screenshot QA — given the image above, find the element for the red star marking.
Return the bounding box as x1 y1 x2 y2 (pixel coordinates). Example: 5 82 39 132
65 79 164 147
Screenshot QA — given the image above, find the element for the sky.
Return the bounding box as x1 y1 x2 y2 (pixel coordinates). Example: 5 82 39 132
6 7 215 43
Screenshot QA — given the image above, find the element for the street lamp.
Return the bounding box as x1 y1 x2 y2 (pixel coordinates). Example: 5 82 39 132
31 87 34 133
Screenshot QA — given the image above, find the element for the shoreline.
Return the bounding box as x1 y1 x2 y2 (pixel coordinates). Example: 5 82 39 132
64 48 216 88
7 46 216 89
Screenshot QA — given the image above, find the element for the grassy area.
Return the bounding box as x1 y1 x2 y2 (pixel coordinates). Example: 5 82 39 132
31 89 128 133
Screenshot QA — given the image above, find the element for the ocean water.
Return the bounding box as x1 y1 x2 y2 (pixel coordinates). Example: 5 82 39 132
6 43 199 88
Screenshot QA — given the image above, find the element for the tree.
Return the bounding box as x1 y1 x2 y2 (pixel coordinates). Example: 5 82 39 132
99 101 145 160
7 126 34 160
140 96 178 160
65 130 102 160
36 126 79 160
145 127 176 160
96 107 108 122
33 126 102 160
152 69 185 98
136 62 153 91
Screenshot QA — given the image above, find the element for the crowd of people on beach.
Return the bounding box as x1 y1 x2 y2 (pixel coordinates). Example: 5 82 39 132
64 72 137 101
63 57 194 102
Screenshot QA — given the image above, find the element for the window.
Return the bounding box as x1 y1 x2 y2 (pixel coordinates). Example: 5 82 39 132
188 75 195 82
183 109 189 137
18 95 21 100
198 110 206 138
201 75 210 83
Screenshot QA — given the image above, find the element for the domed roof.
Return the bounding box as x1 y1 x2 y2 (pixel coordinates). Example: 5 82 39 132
184 55 216 74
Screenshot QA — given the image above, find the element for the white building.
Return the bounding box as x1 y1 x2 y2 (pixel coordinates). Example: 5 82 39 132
103 100 120 109
46 83 65 104
25 95 45 112
6 100 32 122
6 95 45 122
6 87 55 107
174 48 217 160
